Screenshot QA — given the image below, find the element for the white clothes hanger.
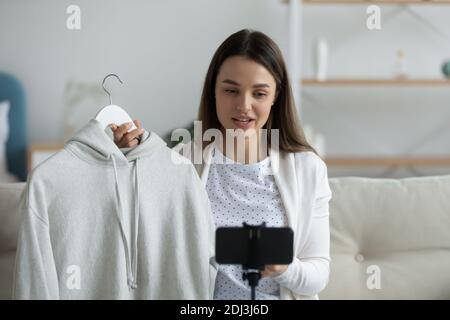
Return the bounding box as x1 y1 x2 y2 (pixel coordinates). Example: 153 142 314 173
95 73 137 132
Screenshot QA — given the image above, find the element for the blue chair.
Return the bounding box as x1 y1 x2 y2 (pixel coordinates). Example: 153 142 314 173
0 72 27 181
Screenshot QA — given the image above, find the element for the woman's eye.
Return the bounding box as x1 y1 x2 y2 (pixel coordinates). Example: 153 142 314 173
255 92 267 98
225 89 237 94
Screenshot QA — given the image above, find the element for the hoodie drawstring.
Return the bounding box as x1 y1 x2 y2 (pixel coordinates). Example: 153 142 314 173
132 158 140 289
111 155 140 290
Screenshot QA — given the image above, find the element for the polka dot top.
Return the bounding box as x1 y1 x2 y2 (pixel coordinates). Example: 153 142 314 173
206 146 288 300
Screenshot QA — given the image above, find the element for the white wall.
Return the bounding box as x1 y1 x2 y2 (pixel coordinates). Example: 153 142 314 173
0 0 288 143
1 0 450 177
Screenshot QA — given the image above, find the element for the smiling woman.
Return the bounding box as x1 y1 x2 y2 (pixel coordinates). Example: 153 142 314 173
197 29 316 159
186 29 332 300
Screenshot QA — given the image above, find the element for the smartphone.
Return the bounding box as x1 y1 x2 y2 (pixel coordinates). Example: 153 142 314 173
215 226 294 267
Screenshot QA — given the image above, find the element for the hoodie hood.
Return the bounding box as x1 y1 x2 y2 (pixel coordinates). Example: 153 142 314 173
65 119 167 290
66 119 167 165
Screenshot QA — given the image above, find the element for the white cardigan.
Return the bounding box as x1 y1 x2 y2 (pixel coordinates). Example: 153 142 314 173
173 140 332 300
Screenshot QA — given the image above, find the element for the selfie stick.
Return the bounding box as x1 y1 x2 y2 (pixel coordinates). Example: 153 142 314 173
242 222 266 300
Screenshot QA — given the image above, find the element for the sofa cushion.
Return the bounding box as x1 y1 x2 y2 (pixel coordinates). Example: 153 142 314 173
321 175 450 299
0 250 16 299
0 182 26 252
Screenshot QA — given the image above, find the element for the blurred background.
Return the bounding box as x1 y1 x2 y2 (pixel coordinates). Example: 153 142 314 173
1 0 450 181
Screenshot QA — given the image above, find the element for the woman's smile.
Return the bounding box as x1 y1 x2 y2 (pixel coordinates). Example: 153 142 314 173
231 117 255 129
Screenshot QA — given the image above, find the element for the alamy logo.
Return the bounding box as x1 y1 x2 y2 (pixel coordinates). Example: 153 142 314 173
66 5 81 30
366 265 381 290
66 265 81 290
366 5 381 30
170 121 280 176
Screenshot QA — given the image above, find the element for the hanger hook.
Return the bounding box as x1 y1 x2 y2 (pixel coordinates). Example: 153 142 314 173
102 73 123 105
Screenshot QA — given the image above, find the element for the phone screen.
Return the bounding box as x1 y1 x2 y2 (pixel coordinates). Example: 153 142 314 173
215 226 294 267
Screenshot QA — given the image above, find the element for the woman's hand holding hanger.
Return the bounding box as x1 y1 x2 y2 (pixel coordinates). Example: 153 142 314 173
110 119 144 148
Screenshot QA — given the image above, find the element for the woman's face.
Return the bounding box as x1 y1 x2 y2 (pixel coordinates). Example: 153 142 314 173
215 56 277 137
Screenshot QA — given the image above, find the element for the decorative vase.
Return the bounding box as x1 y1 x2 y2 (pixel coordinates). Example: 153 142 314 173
442 60 450 78
393 49 407 79
313 37 328 82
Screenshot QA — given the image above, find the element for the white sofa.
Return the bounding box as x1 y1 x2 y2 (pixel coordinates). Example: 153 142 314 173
321 175 450 299
0 182 24 300
1 175 450 300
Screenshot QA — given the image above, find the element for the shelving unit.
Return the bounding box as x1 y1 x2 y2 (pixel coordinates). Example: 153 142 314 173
284 0 450 170
284 0 450 4
302 78 450 86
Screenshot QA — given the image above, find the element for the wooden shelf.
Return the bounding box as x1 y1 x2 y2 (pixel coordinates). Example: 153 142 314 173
302 78 450 86
324 156 450 166
283 0 450 4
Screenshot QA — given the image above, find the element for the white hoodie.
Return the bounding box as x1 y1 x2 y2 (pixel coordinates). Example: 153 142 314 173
13 119 217 299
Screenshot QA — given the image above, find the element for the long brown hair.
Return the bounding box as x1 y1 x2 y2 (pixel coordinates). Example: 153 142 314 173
197 29 317 155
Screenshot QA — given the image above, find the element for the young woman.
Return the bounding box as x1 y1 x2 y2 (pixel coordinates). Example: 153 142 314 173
112 29 332 300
